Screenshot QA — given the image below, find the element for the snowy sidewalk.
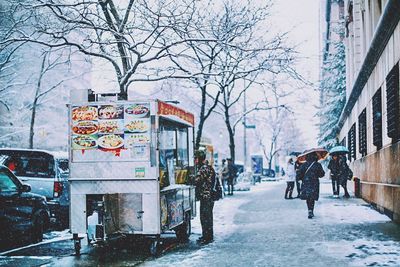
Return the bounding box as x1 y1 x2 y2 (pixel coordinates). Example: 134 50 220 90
146 179 400 267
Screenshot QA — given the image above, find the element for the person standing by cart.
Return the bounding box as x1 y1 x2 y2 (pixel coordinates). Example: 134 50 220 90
195 150 215 245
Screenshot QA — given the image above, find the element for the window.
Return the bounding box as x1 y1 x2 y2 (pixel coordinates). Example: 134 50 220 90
0 151 55 178
372 88 383 149
176 128 189 167
348 123 356 161
386 63 400 142
358 109 367 157
158 121 190 187
0 170 19 193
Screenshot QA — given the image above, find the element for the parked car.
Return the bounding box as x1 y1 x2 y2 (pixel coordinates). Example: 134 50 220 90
0 149 69 228
262 168 276 178
0 165 50 243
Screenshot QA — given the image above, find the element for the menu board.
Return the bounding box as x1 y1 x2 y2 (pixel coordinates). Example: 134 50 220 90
71 102 151 161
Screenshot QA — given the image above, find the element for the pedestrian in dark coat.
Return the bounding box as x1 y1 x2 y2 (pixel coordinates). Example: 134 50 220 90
328 155 341 197
297 152 325 219
294 159 302 198
328 154 351 198
195 150 215 244
226 158 236 195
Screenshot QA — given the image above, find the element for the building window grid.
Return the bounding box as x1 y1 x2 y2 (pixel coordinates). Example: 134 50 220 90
348 123 356 161
358 109 367 157
372 88 383 149
385 63 400 142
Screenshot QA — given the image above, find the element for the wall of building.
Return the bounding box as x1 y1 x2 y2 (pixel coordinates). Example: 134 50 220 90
339 0 400 221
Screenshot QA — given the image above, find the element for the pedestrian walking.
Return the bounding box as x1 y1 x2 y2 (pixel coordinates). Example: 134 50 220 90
294 159 302 198
220 159 229 195
297 152 325 219
284 157 296 199
327 154 340 197
328 154 352 198
195 150 215 244
226 158 236 195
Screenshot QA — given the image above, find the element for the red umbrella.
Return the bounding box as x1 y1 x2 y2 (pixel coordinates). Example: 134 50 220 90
297 148 328 163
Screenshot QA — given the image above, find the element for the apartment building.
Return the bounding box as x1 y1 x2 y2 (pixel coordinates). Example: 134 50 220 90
337 0 400 221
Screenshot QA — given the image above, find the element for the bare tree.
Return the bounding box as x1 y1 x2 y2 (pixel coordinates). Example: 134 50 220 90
254 81 304 170
1 0 217 97
207 1 296 162
158 0 297 160
28 48 78 148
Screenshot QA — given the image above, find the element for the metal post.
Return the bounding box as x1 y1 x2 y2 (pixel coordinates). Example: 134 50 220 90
243 90 247 170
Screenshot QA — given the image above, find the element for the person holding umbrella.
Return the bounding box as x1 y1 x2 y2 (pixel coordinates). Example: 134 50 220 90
328 146 352 198
328 154 341 197
297 150 326 219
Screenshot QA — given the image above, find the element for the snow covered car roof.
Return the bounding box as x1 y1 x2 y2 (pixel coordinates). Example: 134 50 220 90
0 148 68 159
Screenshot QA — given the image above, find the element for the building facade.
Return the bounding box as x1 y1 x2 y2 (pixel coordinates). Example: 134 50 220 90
337 0 400 221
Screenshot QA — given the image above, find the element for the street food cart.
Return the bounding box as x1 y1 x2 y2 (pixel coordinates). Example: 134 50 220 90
68 92 196 255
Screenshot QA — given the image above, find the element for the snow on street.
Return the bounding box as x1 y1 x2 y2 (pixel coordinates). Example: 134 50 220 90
1 180 399 267
144 180 400 267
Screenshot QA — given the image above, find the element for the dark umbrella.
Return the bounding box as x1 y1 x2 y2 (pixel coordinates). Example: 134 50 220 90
329 145 349 155
297 148 328 163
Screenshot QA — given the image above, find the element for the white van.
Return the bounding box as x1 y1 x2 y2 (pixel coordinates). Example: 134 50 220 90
0 148 69 228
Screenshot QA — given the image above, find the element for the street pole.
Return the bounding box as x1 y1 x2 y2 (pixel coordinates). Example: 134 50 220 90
243 89 247 170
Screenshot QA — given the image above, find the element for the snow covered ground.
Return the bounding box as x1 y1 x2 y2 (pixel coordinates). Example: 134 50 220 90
144 180 400 267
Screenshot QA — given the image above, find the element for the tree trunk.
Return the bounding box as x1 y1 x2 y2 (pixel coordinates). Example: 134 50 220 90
29 99 38 149
224 109 235 163
29 56 46 149
195 87 207 150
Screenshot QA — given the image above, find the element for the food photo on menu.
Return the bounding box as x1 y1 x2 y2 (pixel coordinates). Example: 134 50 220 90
98 105 124 120
124 103 150 118
97 134 125 150
72 134 98 150
72 106 98 121
98 120 124 134
124 119 149 133
72 120 99 135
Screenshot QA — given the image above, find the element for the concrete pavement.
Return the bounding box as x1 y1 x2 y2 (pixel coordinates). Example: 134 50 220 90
146 179 400 267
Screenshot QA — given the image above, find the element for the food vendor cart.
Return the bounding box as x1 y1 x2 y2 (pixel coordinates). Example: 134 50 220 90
68 91 196 255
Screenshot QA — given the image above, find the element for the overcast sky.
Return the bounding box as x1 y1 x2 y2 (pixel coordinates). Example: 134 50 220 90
271 0 321 147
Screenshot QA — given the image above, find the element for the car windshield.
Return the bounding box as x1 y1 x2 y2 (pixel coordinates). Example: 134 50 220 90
0 151 55 178
0 170 18 193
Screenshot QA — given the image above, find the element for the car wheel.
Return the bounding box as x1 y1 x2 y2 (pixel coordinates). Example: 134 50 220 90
31 213 45 243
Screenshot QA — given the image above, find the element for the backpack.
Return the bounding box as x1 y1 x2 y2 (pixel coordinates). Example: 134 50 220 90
211 168 223 201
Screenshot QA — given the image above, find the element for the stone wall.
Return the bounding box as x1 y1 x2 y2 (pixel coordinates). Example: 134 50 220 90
351 141 400 222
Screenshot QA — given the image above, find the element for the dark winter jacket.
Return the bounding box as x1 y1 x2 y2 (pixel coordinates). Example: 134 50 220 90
227 163 237 181
328 157 352 186
195 163 215 201
297 160 325 201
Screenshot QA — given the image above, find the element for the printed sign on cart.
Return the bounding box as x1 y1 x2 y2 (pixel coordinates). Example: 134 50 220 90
70 102 152 162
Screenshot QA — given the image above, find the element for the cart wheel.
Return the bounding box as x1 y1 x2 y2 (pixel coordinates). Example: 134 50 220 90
149 239 159 256
175 212 191 243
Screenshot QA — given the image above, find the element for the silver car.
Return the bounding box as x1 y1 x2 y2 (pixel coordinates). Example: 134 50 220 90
0 148 69 228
